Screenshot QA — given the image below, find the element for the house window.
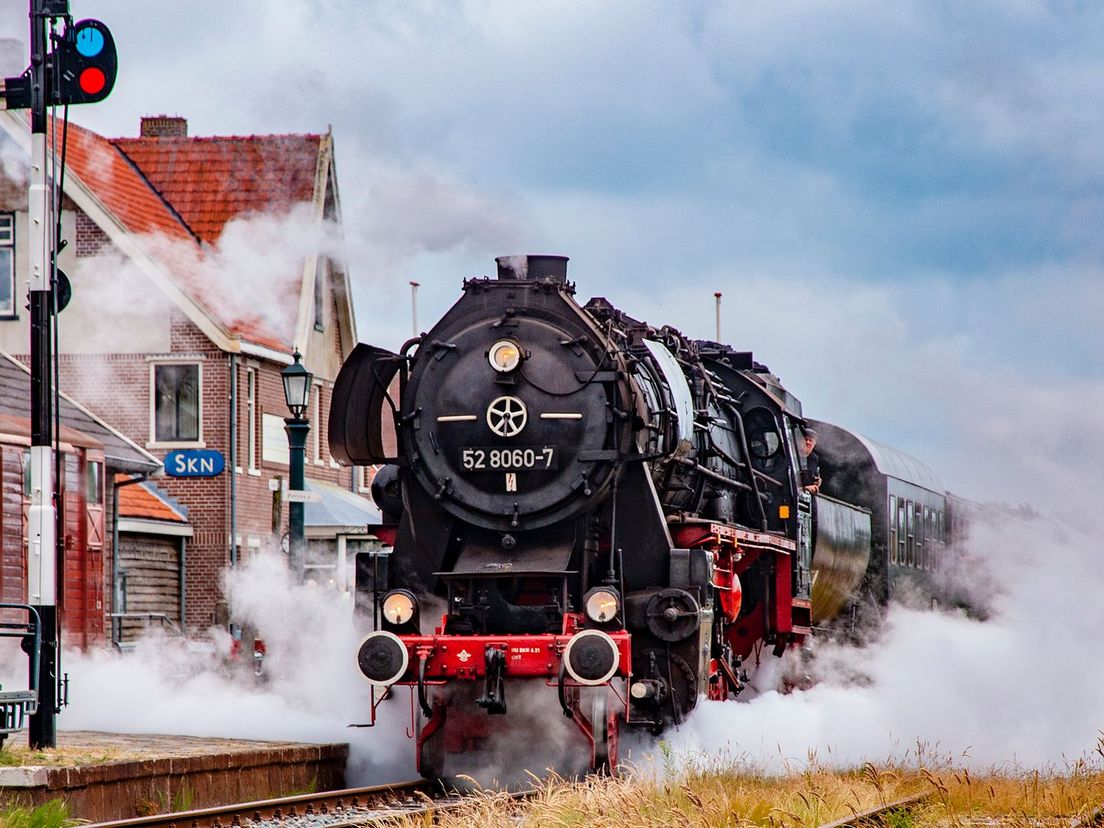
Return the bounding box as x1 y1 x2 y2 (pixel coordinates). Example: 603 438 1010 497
152 363 200 443
314 272 325 331
262 413 289 464
0 214 14 317
246 368 258 472
86 460 103 504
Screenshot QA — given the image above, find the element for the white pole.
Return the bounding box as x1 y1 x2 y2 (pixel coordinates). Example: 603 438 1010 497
714 292 722 341
409 280 420 337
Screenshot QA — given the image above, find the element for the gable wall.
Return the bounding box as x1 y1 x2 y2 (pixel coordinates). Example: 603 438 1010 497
0 206 173 356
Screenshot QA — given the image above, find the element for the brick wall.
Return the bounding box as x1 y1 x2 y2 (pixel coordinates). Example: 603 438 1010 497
58 306 359 633
75 211 110 258
41 204 365 637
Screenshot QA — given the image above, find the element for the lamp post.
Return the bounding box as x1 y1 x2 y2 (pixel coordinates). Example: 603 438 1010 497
281 349 312 582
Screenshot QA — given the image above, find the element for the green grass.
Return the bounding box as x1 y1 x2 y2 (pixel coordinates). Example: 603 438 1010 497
0 799 75 828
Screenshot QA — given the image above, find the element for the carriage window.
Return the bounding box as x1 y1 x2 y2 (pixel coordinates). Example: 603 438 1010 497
86 461 103 504
906 501 915 567
889 495 897 565
915 503 924 569
897 499 906 564
922 505 931 569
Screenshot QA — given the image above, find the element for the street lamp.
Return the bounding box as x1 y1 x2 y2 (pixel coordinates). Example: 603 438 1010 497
282 349 313 581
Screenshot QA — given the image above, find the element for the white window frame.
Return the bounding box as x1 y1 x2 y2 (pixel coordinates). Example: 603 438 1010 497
311 380 323 465
0 213 15 318
262 412 289 465
246 368 259 473
148 358 204 449
313 270 325 332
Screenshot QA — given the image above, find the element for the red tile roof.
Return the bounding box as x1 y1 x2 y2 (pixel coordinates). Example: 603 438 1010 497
52 118 326 354
113 134 322 244
65 120 194 243
114 474 188 523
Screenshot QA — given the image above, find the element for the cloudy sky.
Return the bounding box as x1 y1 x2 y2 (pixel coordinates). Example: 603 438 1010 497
3 0 1102 515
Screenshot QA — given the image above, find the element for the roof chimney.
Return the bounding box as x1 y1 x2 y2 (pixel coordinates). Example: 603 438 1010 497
140 115 187 138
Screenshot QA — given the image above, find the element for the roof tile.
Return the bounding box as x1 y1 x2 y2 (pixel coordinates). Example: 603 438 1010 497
114 474 188 523
57 118 325 353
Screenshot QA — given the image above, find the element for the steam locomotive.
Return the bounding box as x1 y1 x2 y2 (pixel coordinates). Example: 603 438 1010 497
329 255 951 781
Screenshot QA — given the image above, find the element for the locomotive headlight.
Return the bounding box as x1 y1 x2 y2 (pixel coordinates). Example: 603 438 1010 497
488 340 522 372
584 587 620 623
382 590 417 626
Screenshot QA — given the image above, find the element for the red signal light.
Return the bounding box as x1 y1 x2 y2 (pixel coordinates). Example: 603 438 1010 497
78 67 106 95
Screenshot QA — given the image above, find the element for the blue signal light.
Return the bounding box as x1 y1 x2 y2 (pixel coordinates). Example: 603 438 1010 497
75 25 104 58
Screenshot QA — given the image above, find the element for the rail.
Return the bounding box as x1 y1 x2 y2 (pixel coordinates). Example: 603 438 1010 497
816 792 929 828
83 780 437 828
110 612 182 647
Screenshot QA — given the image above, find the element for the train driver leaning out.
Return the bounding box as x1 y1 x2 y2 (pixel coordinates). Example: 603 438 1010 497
800 428 822 494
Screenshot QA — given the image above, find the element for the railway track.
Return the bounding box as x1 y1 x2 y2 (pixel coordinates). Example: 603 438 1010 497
82 780 485 828
816 792 929 828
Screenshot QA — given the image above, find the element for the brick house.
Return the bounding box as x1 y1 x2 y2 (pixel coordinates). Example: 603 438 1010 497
0 112 378 637
0 351 159 648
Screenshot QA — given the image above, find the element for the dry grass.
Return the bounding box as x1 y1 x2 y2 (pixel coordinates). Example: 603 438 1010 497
915 764 1104 826
396 759 925 828
391 748 1104 828
0 744 120 768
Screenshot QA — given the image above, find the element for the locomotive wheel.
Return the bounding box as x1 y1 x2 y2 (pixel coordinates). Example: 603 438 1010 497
633 647 699 725
591 687 621 775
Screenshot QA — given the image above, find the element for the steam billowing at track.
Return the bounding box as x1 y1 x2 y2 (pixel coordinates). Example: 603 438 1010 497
1 0 1101 786
40 468 1104 783
30 262 1098 786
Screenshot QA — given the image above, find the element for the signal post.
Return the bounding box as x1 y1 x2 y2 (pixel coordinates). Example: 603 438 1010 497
2 0 116 748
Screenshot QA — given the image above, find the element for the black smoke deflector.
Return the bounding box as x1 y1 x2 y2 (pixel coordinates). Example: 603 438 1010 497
329 343 403 465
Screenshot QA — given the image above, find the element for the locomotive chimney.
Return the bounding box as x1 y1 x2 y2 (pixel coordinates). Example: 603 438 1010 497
495 254 569 283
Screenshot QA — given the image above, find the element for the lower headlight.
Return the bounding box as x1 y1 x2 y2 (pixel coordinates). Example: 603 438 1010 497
382 589 417 626
563 629 620 685
584 587 620 623
356 631 410 686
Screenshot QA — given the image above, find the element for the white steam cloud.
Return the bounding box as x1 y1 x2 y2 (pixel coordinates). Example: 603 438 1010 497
60 552 413 784
139 203 343 347
671 509 1104 771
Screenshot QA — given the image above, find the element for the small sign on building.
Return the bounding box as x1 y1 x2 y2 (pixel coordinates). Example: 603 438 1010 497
284 489 322 503
165 449 225 478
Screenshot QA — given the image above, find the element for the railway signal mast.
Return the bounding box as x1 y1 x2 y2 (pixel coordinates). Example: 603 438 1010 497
1 0 117 749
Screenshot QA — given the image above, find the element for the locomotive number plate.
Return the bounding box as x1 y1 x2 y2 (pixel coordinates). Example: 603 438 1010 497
460 446 557 471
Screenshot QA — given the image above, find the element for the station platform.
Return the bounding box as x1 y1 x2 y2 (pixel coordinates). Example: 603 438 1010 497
0 731 348 822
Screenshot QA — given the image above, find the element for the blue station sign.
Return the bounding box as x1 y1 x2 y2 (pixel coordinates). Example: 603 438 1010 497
165 449 225 478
